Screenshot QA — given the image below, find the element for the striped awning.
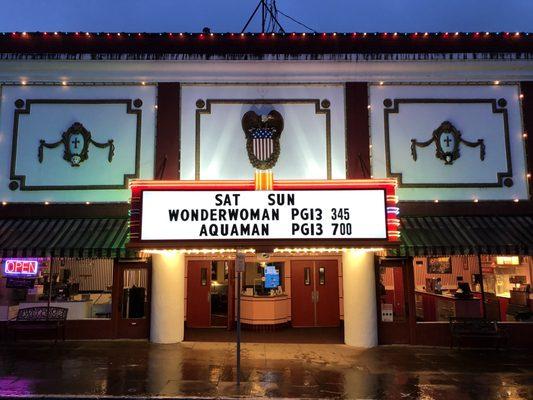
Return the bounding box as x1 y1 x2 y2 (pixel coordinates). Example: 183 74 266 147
0 218 135 258
398 215 533 256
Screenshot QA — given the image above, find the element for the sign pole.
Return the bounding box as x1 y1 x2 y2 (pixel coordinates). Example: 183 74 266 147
47 260 54 319
47 262 53 307
236 269 241 386
235 252 245 386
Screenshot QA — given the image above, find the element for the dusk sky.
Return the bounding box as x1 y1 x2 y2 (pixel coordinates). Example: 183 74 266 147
0 0 532 33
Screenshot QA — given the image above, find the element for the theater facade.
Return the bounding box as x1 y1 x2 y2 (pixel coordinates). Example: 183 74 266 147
0 32 532 347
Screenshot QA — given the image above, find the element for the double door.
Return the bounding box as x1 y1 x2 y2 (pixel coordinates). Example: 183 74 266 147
291 260 339 327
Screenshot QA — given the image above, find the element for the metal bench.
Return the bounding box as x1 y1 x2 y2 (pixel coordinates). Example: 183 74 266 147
7 306 68 342
449 317 507 349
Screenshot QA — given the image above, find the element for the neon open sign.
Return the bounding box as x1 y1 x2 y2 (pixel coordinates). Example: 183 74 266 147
4 259 39 276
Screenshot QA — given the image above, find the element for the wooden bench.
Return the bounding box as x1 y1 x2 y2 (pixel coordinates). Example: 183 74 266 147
7 306 68 342
449 317 507 349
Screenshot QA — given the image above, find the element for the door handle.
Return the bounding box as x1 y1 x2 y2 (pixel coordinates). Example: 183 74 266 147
311 291 319 303
207 292 211 303
316 291 319 303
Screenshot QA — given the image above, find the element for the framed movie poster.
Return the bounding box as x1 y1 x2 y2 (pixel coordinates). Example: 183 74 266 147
427 257 452 274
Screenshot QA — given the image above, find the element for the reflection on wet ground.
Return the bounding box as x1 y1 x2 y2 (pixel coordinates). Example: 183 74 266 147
0 341 532 399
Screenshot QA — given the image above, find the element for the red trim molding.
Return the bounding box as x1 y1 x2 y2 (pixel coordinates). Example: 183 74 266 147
1 33 533 55
128 179 399 249
400 201 533 217
345 83 370 179
155 83 180 179
521 82 533 199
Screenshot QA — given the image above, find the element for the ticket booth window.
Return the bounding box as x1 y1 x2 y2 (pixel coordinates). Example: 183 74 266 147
243 262 284 296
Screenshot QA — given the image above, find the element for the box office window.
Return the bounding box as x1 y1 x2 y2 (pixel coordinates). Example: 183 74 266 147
243 262 285 296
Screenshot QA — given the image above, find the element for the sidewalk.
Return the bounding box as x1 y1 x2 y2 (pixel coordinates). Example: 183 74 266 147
0 340 532 399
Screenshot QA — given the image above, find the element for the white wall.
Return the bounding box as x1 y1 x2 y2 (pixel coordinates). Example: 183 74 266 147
369 84 528 201
0 85 156 202
180 84 345 180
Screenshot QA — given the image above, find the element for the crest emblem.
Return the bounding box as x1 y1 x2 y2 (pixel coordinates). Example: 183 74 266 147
410 121 485 165
38 122 115 167
242 110 284 170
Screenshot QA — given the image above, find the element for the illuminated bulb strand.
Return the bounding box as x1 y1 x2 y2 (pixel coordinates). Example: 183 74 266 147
387 206 400 215
385 192 401 240
142 247 388 256
2 31 530 39
273 247 385 254
141 248 256 255
386 195 399 204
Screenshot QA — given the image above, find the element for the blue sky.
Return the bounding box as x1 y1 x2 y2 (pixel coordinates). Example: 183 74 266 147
0 0 532 32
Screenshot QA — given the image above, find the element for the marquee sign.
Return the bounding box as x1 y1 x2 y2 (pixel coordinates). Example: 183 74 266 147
129 179 399 249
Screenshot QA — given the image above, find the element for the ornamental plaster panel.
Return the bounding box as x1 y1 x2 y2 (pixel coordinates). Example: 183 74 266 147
0 85 156 202
369 84 528 201
180 84 345 180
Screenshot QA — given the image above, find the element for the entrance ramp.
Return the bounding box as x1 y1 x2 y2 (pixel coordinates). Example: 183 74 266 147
184 326 343 343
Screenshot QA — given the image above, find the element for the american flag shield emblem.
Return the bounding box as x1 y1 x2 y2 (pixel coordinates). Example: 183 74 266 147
242 109 283 169
252 127 276 161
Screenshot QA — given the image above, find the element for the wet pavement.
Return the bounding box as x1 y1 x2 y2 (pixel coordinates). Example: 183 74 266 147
0 341 532 399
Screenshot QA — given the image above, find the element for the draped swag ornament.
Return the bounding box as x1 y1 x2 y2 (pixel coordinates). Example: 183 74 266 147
38 122 115 167
410 121 485 165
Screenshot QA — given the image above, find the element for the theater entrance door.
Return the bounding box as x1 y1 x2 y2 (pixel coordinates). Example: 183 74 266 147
186 260 234 328
113 262 150 339
291 260 340 327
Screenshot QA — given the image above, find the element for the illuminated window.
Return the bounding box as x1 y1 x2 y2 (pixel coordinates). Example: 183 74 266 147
496 256 520 265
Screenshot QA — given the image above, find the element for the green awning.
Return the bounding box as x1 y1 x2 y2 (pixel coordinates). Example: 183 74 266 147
0 218 135 258
397 215 533 256
2 215 531 258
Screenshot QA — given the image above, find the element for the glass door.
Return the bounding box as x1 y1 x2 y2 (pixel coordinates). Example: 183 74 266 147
113 262 150 339
377 258 415 344
210 261 229 327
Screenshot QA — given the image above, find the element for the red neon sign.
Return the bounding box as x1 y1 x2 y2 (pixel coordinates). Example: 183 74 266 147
4 259 39 276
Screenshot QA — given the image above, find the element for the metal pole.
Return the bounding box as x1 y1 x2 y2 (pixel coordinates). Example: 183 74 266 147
47 259 54 319
261 0 265 33
240 0 263 33
236 270 241 386
477 254 487 319
47 261 53 307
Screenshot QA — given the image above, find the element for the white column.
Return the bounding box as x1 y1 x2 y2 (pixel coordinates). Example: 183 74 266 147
150 251 185 343
342 249 377 348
